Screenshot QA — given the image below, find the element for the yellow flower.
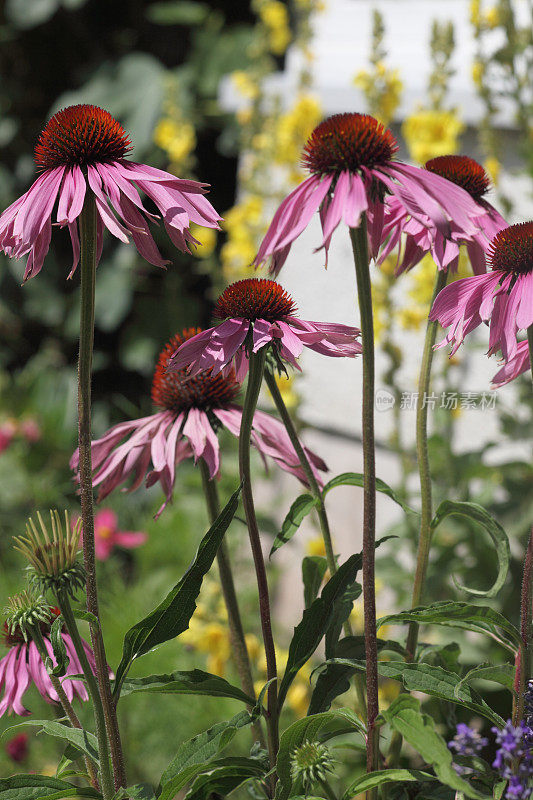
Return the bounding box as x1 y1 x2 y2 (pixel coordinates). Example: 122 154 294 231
286 681 310 716
259 0 291 55
469 0 481 27
378 679 401 708
221 195 266 278
484 156 501 185
154 118 196 166
306 537 326 557
231 70 260 100
354 66 403 127
471 60 485 88
274 94 323 169
245 633 262 662
236 107 253 126
189 223 217 259
483 6 500 28
207 653 228 677
402 110 464 164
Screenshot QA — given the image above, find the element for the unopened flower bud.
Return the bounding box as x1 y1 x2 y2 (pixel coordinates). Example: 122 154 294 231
290 740 335 792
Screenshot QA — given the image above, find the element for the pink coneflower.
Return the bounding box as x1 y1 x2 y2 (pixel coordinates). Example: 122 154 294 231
0 420 16 454
168 278 362 379
378 156 507 275
492 340 530 387
5 732 29 762
0 104 221 281
430 222 533 359
70 328 327 518
89 509 147 561
253 113 484 274
0 608 95 716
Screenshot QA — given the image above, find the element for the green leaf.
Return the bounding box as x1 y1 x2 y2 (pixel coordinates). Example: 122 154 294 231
160 710 254 785
49 616 68 677
186 759 266 800
381 695 487 799
0 775 99 800
431 501 510 597
119 668 255 705
72 609 99 628
323 472 415 514
454 663 516 698
377 601 520 651
343 769 436 800
270 494 318 556
320 660 504 726
302 556 327 607
3 720 99 766
277 553 362 711
114 484 241 696
145 1 209 25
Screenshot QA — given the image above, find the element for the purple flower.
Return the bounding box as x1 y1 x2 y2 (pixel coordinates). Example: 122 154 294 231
448 723 488 774
492 720 533 800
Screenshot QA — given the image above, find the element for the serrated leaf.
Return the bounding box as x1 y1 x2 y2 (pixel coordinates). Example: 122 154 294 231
302 556 327 608
278 554 362 711
0 775 99 800
114 485 241 696
343 769 436 800
381 696 487 799
431 501 510 598
3 720 98 766
377 601 520 651
270 494 318 556
454 663 516 698
323 472 416 514
119 668 254 705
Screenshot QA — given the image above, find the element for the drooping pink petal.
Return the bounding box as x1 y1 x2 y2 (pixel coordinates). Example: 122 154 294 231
491 340 529 387
183 408 220 477
167 319 250 376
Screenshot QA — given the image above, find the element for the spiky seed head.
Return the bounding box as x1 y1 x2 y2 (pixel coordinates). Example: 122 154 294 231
3 590 52 643
290 741 335 792
14 510 86 598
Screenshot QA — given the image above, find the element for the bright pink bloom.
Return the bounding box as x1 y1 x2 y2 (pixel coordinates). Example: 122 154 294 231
5 732 29 762
78 509 147 561
0 610 97 716
430 222 533 359
168 278 361 379
70 329 327 518
0 104 220 282
492 340 530 387
253 113 484 274
378 156 507 275
19 419 41 443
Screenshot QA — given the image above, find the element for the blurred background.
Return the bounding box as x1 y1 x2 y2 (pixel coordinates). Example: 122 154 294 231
0 0 531 786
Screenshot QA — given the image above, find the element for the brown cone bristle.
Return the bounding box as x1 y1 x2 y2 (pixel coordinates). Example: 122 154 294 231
425 155 490 200
487 222 533 276
151 329 240 413
302 112 398 176
34 104 132 171
214 278 297 322
2 608 60 649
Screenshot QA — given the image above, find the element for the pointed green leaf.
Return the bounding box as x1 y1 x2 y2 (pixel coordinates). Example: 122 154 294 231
454 663 516 698
0 775 99 800
302 556 328 608
323 472 416 514
119 668 255 705
343 769 436 800
3 720 98 766
186 758 266 800
270 494 318 556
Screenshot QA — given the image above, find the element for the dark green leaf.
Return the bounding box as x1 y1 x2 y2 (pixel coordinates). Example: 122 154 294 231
114 485 241 696
302 556 327 608
454 663 516 698
186 759 266 800
72 609 99 628
270 494 318 556
120 668 255 705
3 720 99 766
377 601 520 651
431 500 510 597
381 696 487 799
126 785 157 800
343 769 436 799
278 554 362 711
49 616 68 677
323 472 416 514
146 1 209 25
0 775 99 800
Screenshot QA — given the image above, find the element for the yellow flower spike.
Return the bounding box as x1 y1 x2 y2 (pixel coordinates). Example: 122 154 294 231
231 71 260 100
484 156 501 185
286 682 310 717
207 653 228 677
483 6 500 28
469 0 481 27
402 110 464 164
274 94 323 169
471 60 485 88
245 633 262 662
259 0 291 55
189 224 217 259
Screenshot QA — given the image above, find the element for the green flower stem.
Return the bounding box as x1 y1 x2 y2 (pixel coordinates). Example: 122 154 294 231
405 268 448 662
263 367 367 719
78 193 126 790
198 457 266 747
29 624 101 793
239 346 278 789
528 325 533 382
318 777 338 800
349 219 379 785
514 528 532 725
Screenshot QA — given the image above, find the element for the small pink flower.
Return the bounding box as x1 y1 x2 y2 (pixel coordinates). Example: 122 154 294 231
430 222 533 359
90 509 147 561
253 113 485 274
492 340 529 387
0 609 96 716
0 104 221 282
0 420 16 454
19 418 41 443
70 328 328 519
168 278 361 379
378 156 507 275
5 732 29 762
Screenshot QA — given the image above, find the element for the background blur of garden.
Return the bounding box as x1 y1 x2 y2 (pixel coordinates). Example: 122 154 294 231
0 0 532 785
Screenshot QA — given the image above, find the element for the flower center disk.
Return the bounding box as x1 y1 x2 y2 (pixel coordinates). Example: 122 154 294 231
302 112 398 176
425 155 490 201
34 104 132 171
214 278 297 322
488 222 533 276
152 329 240 412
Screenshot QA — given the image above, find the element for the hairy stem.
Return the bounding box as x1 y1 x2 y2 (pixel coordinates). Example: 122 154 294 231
514 528 532 725
198 457 265 746
349 219 379 785
78 193 126 790
239 346 278 790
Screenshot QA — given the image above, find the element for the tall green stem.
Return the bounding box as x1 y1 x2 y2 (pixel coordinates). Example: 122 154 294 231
239 347 278 789
405 268 448 662
29 624 101 793
78 193 126 790
349 219 379 783
527 325 533 382
198 458 265 746
263 368 367 718
514 528 532 725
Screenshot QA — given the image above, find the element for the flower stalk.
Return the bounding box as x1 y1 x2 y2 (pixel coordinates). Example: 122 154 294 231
78 192 126 790
349 218 379 784
514 528 532 725
238 346 278 789
528 325 533 382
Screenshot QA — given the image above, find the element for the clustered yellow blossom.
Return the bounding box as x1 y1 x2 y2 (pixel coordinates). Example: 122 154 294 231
221 195 265 280
470 0 501 29
402 109 464 164
153 117 196 172
353 61 403 127
189 223 217 260
471 60 485 88
484 156 501 185
271 373 300 411
231 71 260 101
274 94 323 182
255 647 312 717
257 0 292 55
